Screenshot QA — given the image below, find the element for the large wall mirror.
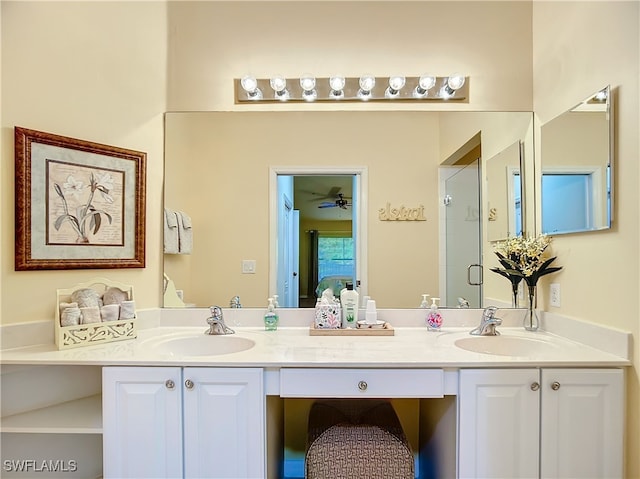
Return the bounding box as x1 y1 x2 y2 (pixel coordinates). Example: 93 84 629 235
539 86 613 235
164 111 533 309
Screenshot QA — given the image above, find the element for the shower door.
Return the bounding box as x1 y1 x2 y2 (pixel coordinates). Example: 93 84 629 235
444 159 482 308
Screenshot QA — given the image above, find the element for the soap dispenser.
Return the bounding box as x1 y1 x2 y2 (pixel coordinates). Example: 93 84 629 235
419 294 430 308
264 297 279 331
426 297 443 331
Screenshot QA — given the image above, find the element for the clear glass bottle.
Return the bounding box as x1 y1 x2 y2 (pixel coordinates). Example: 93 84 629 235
264 297 279 331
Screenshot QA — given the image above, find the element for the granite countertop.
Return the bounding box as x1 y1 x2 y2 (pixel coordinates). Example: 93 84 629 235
0 307 631 368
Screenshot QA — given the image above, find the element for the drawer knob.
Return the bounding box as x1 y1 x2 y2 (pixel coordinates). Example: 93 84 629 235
551 381 561 391
530 382 540 391
358 380 368 391
165 379 175 390
185 379 195 390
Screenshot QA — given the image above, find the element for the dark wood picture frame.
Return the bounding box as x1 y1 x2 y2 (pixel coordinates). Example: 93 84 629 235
15 126 146 270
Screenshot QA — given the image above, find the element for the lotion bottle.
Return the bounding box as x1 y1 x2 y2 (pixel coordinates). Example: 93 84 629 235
426 297 443 331
264 297 279 331
340 282 359 328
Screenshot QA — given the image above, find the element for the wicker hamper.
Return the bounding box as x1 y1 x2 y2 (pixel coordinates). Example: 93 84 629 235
305 400 414 479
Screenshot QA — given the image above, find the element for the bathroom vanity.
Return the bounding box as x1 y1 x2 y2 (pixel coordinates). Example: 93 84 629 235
0 309 630 479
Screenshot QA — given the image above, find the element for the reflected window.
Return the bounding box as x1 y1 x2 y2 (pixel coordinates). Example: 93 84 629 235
513 173 522 236
318 235 354 281
542 173 593 234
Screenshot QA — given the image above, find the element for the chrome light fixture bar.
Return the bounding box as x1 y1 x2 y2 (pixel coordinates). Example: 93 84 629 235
235 75 468 103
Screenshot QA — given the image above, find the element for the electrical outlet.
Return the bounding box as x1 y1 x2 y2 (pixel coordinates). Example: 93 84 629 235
242 260 256 274
550 283 561 307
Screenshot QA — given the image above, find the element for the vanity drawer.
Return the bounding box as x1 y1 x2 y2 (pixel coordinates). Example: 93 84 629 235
280 368 444 398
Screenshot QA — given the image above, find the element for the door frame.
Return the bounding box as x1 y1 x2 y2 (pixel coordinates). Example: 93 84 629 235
269 166 368 303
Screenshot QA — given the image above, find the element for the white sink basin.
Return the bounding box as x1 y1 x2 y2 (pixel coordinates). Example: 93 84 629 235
153 334 255 357
454 335 558 357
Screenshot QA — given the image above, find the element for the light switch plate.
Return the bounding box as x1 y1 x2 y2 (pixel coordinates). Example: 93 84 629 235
242 260 256 274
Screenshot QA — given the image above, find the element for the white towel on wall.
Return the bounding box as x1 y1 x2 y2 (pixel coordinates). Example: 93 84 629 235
164 208 179 254
177 211 193 254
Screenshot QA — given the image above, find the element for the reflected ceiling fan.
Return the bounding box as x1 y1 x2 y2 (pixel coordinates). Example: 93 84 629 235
318 193 352 209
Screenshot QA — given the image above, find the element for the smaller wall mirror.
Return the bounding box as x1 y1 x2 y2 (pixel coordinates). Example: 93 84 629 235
540 85 613 235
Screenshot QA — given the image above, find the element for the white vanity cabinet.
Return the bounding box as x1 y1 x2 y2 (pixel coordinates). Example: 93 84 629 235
458 368 624 479
102 366 264 479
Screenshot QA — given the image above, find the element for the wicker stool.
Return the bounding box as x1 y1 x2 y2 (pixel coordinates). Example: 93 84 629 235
305 400 414 479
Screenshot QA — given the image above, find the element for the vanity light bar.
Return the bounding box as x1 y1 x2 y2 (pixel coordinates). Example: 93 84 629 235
234 75 469 104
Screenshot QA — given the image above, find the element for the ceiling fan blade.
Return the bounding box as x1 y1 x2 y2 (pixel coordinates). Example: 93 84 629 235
318 202 337 208
327 186 342 197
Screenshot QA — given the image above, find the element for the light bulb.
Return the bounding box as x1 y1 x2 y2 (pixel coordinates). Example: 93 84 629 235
358 75 375 99
446 73 466 91
413 74 437 98
329 76 346 99
359 75 375 92
329 76 346 91
270 76 289 100
388 75 406 91
240 76 258 93
385 75 406 98
300 75 316 92
240 75 263 100
270 76 287 93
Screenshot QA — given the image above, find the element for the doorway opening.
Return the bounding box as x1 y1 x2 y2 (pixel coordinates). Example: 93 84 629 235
269 167 368 308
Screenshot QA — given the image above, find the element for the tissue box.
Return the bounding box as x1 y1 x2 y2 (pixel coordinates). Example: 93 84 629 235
314 304 341 329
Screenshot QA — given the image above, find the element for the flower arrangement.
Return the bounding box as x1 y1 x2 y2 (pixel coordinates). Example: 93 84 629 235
490 234 562 330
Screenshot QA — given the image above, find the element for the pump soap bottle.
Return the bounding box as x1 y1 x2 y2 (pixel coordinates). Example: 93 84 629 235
426 297 443 331
264 297 279 331
340 282 359 328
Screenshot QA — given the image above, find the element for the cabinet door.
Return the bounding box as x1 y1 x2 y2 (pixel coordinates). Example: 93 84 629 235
458 369 540 479
183 367 264 479
540 368 624 479
102 366 183 479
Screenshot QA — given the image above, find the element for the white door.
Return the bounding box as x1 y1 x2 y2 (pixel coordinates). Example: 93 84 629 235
183 367 265 479
540 368 624 479
458 369 540 479
102 367 183 479
291 210 300 307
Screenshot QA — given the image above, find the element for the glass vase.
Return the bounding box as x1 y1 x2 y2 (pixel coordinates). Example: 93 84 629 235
511 283 520 309
523 283 540 331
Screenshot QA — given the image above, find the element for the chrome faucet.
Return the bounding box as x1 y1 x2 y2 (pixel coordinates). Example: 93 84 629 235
457 297 470 308
470 306 502 336
205 306 235 335
229 295 242 308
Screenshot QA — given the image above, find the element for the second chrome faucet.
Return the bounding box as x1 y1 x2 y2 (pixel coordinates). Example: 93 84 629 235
470 306 502 336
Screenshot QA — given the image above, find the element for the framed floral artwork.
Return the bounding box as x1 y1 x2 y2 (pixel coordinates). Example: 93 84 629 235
15 127 146 270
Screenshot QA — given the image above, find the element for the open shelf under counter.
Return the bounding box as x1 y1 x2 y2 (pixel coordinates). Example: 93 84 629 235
1 394 102 434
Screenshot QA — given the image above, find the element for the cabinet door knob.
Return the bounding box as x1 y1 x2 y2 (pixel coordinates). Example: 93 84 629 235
530 382 540 391
165 379 175 390
358 380 368 391
551 381 561 391
185 379 195 390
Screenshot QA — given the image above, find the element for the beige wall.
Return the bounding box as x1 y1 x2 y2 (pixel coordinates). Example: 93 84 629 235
532 2 640 476
1 2 167 324
167 1 533 112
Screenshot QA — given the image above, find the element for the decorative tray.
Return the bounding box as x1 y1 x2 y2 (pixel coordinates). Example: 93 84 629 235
309 322 394 336
55 278 137 350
